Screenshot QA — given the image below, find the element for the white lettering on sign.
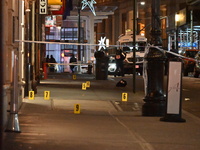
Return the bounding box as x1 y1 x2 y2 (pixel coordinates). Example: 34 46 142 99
40 0 47 14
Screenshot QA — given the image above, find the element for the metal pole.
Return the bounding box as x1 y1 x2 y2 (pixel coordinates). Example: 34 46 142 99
190 10 193 49
25 3 31 96
150 0 162 45
78 1 81 61
31 1 37 93
132 0 137 93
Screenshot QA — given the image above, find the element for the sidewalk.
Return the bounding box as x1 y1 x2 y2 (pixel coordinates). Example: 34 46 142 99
3 73 200 150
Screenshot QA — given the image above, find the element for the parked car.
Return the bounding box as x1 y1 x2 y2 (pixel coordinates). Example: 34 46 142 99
108 55 142 75
181 49 199 76
194 51 200 78
108 55 116 75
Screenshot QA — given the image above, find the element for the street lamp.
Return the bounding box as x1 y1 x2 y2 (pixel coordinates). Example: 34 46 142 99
132 0 137 93
78 0 81 61
132 1 145 93
175 13 180 50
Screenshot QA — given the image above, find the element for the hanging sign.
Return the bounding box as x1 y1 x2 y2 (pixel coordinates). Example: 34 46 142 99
40 0 48 14
98 37 106 51
81 0 97 16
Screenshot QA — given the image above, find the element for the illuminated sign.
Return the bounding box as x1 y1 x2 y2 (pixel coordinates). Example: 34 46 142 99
98 37 106 51
81 0 97 16
48 0 62 5
39 0 48 14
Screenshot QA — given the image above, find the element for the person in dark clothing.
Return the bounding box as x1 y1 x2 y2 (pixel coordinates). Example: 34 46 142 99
69 54 77 73
46 55 50 63
49 55 56 72
114 49 126 77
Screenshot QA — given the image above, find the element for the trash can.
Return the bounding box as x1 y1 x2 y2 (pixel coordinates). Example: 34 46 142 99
94 51 109 80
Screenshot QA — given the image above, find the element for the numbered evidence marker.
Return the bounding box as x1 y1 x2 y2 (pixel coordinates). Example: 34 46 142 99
72 74 76 80
74 104 80 114
86 81 90 88
82 83 87 90
29 91 35 100
44 91 50 100
122 93 128 102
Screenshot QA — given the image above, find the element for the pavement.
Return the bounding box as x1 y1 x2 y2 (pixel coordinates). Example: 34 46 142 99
3 73 200 150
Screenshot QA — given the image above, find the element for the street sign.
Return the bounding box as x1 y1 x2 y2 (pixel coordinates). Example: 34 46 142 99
39 0 48 14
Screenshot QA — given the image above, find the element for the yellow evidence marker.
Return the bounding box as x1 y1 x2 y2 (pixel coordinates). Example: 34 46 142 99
44 91 50 100
82 83 86 90
29 91 35 100
74 104 80 114
122 93 128 102
72 74 76 80
86 81 90 88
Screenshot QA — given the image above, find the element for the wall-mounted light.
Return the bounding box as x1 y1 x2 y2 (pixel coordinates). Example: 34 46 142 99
175 13 180 22
106 39 109 47
140 2 145 5
25 8 31 12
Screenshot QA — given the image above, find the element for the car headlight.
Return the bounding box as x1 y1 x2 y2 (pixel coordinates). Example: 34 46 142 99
108 64 116 72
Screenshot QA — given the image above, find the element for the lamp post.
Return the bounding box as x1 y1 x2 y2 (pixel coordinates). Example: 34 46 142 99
132 0 137 93
133 0 145 93
142 0 166 116
78 0 81 61
24 6 32 97
175 13 179 50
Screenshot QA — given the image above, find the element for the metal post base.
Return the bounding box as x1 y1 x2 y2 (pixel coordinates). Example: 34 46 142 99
160 114 186 123
142 101 166 116
5 113 21 133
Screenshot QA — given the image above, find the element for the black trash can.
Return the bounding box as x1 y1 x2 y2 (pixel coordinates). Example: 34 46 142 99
94 51 109 80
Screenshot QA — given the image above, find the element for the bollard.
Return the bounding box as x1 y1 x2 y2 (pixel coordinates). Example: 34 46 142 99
142 46 166 116
5 52 21 132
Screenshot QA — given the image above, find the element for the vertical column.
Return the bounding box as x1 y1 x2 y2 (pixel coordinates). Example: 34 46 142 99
142 0 166 116
88 14 95 62
0 0 4 148
150 0 162 45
